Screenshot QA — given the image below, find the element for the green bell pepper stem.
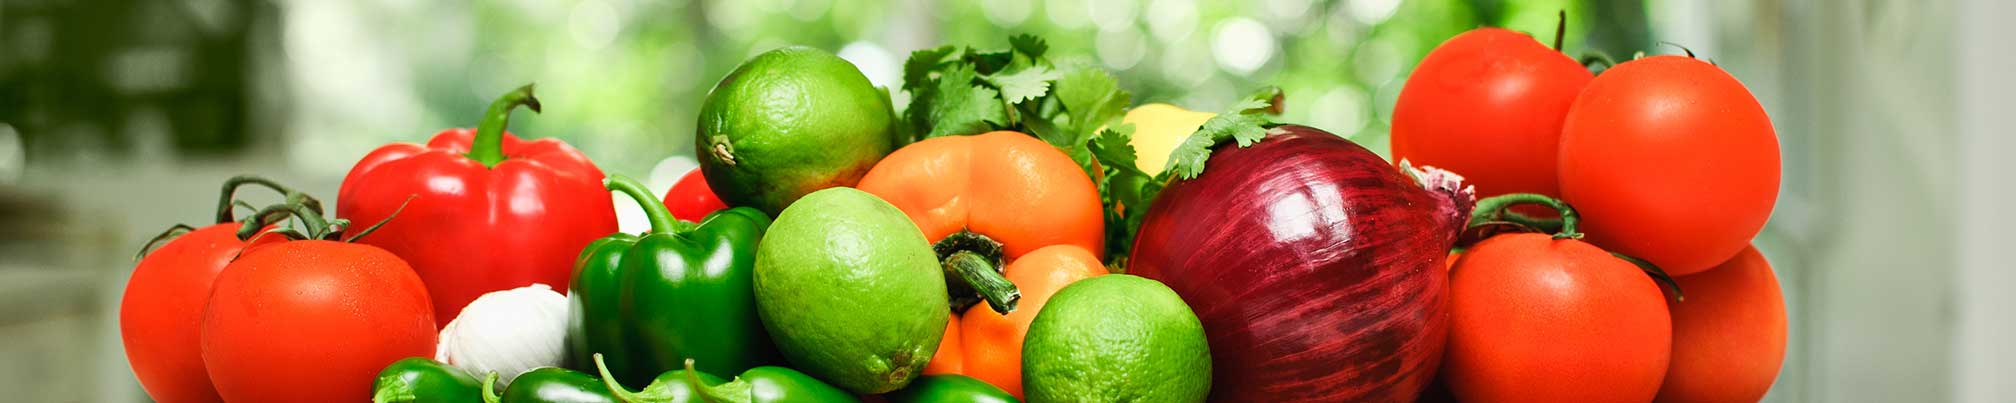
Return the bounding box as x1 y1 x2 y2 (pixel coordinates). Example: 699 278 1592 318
371 357 485 403
468 84 543 168
885 375 1020 403
606 174 699 235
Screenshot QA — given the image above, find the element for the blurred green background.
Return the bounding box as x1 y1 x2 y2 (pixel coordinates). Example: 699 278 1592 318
2 0 2012 402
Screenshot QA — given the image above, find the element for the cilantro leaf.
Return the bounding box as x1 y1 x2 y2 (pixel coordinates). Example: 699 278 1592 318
903 46 958 93
1088 124 1139 173
921 64 1006 138
1009 34 1048 61
1162 95 1281 180
988 65 1061 104
1054 68 1130 137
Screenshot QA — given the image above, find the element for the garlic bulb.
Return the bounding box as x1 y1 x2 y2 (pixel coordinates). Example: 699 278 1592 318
435 283 569 386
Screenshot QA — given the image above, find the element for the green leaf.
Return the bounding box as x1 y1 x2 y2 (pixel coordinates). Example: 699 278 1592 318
903 46 958 93
1009 34 1049 61
988 65 1061 104
1163 97 1278 180
922 64 1006 138
1054 68 1130 137
1088 124 1139 172
966 45 1015 75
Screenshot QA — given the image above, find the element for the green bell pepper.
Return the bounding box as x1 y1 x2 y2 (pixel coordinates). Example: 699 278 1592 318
372 357 485 403
884 375 1019 403
569 174 778 385
594 354 856 403
485 367 618 403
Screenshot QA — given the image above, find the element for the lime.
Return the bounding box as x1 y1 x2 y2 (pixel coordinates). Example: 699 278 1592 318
1021 275 1211 403
697 46 897 216
754 187 947 394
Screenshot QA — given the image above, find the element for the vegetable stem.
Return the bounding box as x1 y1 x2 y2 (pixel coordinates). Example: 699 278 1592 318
467 84 542 168
216 175 310 224
945 251 1020 314
1470 193 1582 239
606 174 698 235
933 231 1020 314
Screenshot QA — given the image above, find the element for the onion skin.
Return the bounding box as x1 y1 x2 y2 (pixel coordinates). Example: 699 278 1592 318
1130 125 1474 402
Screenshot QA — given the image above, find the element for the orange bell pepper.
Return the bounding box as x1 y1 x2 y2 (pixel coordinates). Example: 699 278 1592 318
857 131 1104 259
956 245 1106 397
858 131 1109 397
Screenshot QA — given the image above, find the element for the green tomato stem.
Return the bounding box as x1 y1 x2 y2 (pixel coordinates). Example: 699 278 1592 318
1469 193 1582 239
216 175 312 224
467 84 542 168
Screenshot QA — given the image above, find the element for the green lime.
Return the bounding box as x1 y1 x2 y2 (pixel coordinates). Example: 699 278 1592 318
1021 275 1211 403
754 187 947 394
698 46 897 216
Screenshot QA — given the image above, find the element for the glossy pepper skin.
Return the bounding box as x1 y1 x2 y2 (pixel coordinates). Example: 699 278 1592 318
595 355 856 403
569 175 776 386
663 167 728 222
339 84 618 326
372 358 483 403
491 367 618 403
922 245 1105 398
858 131 1109 397
885 375 1020 403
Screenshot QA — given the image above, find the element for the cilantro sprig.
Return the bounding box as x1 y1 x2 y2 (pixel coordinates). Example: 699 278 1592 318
1162 87 1285 180
897 35 1280 271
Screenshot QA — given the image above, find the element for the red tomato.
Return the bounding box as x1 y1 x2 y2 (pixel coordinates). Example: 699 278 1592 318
120 224 278 403
201 240 436 403
1658 246 1786 403
1391 28 1592 201
663 167 728 222
1443 233 1671 403
1558 55 1780 275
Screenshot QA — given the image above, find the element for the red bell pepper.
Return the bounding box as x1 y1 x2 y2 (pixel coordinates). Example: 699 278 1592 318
662 167 727 222
338 84 617 325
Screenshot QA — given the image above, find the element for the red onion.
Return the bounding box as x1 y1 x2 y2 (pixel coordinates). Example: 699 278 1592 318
1130 125 1474 402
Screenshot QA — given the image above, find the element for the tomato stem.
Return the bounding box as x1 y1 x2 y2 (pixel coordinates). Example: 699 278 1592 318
1552 10 1567 52
1611 252 1685 302
467 84 542 169
1657 41 1698 59
1470 193 1581 239
934 231 1021 314
216 175 312 224
342 195 414 243
134 223 196 261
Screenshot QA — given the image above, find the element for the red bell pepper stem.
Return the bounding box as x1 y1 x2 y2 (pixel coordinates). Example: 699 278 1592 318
605 174 698 235
467 84 543 168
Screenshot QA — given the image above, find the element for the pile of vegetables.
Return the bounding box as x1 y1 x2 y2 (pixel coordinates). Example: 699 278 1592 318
118 19 1786 403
